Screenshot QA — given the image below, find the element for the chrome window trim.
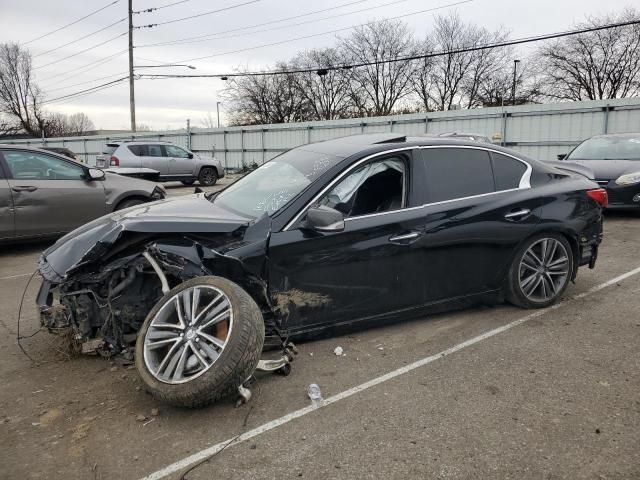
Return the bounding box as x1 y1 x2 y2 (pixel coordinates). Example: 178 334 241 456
283 145 532 231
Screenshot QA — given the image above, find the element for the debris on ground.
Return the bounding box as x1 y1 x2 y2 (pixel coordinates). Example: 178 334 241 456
135 414 147 422
334 346 343 356
151 408 160 416
307 383 323 407
110 366 118 372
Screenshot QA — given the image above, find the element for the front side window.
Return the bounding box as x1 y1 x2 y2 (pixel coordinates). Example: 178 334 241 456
146 145 163 157
317 157 405 217
491 152 527 190
214 148 342 218
2 150 84 180
165 145 190 158
421 148 494 203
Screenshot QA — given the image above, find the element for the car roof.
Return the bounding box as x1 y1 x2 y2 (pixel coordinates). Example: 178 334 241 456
0 144 79 158
589 133 640 139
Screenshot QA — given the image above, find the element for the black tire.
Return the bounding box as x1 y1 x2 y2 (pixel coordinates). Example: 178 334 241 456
198 167 218 186
506 233 574 309
135 276 264 408
115 198 147 211
181 179 196 186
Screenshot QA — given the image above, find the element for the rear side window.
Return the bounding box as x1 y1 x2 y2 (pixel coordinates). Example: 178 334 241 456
491 152 527 190
146 144 163 157
421 148 494 203
128 145 146 156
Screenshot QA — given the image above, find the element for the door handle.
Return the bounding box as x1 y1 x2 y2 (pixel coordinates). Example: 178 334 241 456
389 232 421 243
504 208 531 221
12 186 38 192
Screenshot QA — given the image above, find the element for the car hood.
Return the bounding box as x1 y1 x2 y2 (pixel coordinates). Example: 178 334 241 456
564 159 640 180
40 194 257 280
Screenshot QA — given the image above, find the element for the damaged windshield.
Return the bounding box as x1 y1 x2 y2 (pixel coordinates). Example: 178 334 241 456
214 149 342 217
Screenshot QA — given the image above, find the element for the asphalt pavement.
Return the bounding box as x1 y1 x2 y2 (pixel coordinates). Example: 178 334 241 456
0 211 638 480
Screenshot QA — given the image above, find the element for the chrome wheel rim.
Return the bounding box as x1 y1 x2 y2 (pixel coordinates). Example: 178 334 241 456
143 285 233 384
518 238 570 303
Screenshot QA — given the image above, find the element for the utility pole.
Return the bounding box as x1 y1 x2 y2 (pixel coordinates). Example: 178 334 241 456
216 101 221 128
128 0 136 132
512 59 520 106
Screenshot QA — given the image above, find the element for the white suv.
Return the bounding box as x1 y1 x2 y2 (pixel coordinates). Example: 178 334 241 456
96 141 224 186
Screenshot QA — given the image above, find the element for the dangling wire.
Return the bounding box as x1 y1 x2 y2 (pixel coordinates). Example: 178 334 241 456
16 270 41 363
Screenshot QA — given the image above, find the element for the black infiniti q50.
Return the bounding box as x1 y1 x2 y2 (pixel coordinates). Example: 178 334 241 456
37 134 605 407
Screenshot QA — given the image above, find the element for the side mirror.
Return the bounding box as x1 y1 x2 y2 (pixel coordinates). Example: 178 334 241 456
305 205 345 232
188 152 194 159
87 168 105 180
557 153 567 160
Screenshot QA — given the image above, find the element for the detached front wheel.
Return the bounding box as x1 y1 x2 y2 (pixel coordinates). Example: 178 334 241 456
135 276 264 407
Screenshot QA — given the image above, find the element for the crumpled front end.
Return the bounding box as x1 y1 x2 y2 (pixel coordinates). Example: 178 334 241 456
36 200 275 357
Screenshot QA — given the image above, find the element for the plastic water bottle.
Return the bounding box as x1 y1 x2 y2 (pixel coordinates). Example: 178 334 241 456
307 383 322 407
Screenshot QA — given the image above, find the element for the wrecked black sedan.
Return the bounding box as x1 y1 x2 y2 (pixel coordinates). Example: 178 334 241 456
37 134 605 407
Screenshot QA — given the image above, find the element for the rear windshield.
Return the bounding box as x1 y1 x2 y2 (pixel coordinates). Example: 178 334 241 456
101 144 119 155
568 136 640 160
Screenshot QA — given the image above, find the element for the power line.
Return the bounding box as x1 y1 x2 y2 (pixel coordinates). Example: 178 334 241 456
42 77 129 105
165 0 475 64
133 0 192 14
23 0 120 45
38 49 127 84
33 18 127 58
137 19 640 80
136 0 371 47
34 32 127 70
135 0 260 29
43 71 130 93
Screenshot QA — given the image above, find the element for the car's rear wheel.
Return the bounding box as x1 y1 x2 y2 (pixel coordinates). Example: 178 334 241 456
135 276 264 407
506 233 573 309
181 179 195 186
198 167 218 186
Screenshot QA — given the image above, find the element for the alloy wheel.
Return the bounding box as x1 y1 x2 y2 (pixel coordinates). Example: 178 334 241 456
518 238 570 303
143 285 233 384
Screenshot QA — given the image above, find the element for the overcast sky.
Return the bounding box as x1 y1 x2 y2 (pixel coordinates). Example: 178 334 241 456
0 0 635 131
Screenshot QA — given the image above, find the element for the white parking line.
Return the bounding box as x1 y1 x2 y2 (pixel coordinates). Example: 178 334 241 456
142 266 640 480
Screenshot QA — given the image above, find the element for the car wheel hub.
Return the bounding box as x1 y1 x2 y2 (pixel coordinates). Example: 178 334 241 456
143 285 233 384
518 238 569 303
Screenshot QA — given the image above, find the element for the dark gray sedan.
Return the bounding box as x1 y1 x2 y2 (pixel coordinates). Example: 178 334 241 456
0 145 165 242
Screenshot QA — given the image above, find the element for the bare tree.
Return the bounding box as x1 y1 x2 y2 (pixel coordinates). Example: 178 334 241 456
537 8 640 100
291 48 352 120
340 19 417 116
0 43 47 135
201 112 216 129
223 64 309 125
416 13 510 111
65 112 95 135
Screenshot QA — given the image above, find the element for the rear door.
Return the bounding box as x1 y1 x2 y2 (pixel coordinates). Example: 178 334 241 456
0 162 14 240
413 146 542 301
0 149 107 237
139 144 169 175
165 144 195 175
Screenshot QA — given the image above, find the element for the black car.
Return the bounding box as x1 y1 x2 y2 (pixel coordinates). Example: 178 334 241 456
559 133 640 210
37 134 605 407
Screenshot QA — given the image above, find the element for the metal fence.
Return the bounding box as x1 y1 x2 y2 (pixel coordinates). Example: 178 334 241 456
4 97 640 170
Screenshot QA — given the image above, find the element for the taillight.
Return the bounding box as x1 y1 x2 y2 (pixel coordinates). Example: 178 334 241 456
587 188 608 207
110 155 120 166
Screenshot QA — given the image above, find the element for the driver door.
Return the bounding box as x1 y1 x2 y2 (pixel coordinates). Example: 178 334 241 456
0 149 106 237
268 152 428 335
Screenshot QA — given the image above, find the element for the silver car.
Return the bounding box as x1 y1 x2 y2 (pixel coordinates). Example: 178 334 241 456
0 145 165 242
96 141 225 186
